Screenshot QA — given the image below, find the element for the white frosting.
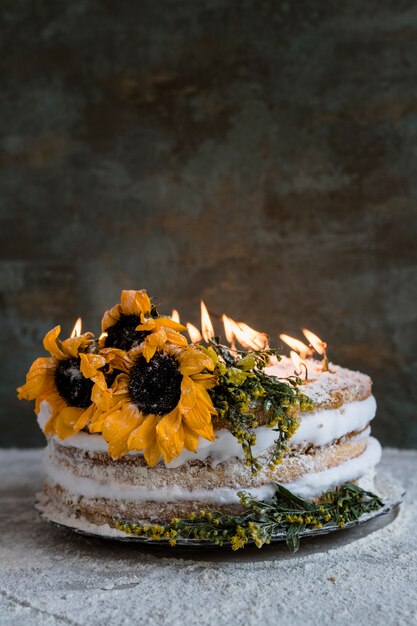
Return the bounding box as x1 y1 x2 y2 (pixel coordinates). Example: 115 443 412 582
37 394 376 467
44 437 381 504
284 437 381 498
291 395 376 446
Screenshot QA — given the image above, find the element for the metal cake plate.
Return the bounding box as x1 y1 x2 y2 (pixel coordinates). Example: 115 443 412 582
35 472 404 558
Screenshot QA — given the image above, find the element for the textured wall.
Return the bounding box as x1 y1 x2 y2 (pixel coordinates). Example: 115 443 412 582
1 1 417 448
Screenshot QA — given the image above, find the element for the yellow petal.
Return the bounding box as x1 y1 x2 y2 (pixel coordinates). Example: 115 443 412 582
88 397 126 432
73 403 96 432
136 319 157 331
195 384 217 413
43 392 67 436
101 303 122 332
54 406 85 439
102 348 131 373
121 289 151 318
144 438 161 467
190 373 218 389
152 318 187 332
17 358 55 400
164 328 188 346
128 415 162 466
141 331 167 362
102 407 141 459
79 353 106 379
61 334 93 358
43 326 66 359
128 414 158 451
178 375 197 412
183 403 214 440
182 423 199 453
156 409 184 463
91 382 113 411
179 346 215 375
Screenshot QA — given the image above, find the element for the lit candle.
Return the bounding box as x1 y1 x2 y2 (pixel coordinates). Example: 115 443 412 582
71 317 82 338
279 334 312 360
187 322 202 343
200 300 215 343
302 328 329 372
290 350 308 380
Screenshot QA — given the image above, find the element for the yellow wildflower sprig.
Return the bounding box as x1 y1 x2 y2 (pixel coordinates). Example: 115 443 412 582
205 343 314 474
115 482 384 552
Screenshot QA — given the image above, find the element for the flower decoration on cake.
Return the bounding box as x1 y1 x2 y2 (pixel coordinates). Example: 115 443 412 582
17 325 106 439
100 289 187 358
17 288 310 469
89 343 217 464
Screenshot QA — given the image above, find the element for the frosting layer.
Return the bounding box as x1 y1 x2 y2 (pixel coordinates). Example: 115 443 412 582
44 437 381 503
38 395 376 468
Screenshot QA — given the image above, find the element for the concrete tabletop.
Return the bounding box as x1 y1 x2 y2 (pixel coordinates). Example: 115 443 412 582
1 447 416 626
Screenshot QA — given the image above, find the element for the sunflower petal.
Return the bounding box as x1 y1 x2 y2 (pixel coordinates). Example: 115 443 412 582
73 403 97 431
17 358 55 400
88 399 126 432
102 407 141 459
183 403 215 440
61 334 93 358
136 319 157 331
141 331 168 362
91 382 113 411
156 409 184 463
153 318 187 332
196 384 218 413
144 437 161 467
102 348 131 373
164 328 188 346
120 289 151 318
102 304 122 332
43 326 66 360
128 415 162 466
182 423 199 452
54 406 85 439
178 375 197 411
190 373 218 389
79 353 106 379
179 346 215 375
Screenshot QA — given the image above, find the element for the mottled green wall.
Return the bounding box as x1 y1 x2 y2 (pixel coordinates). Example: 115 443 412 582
1 1 417 448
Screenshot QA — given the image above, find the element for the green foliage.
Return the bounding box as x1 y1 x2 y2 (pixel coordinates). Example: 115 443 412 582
116 482 384 552
203 343 313 473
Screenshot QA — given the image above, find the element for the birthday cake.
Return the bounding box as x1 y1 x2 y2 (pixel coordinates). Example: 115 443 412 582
18 290 383 550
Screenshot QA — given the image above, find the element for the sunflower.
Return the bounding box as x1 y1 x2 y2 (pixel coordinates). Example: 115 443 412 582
89 343 218 465
100 289 187 359
17 326 107 439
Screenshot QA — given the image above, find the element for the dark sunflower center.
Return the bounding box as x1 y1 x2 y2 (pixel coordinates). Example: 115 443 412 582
128 353 183 416
54 358 93 408
104 314 151 351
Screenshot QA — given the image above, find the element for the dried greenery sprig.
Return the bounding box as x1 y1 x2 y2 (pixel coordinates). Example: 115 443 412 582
116 482 383 552
202 342 313 473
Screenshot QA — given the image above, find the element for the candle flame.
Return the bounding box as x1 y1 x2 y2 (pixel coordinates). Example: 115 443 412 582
302 328 326 355
200 300 214 342
290 350 308 379
187 322 202 343
279 334 311 359
71 317 82 338
222 314 268 350
171 309 180 323
237 322 269 350
222 314 236 349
